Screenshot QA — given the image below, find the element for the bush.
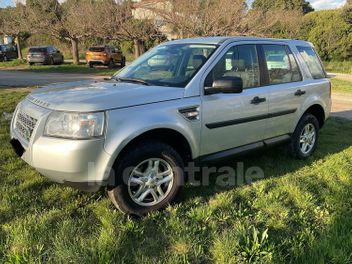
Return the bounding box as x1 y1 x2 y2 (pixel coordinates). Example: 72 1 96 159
300 10 352 61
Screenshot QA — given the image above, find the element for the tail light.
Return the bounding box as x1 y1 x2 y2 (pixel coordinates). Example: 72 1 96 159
328 80 331 98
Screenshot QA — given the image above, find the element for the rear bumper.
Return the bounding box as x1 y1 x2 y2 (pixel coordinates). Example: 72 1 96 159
27 56 48 63
87 60 109 65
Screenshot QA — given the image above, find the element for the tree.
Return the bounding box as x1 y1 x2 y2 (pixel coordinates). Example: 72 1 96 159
145 0 302 39
148 0 248 38
91 0 162 58
0 4 29 60
252 0 314 14
26 0 101 64
300 10 352 60
342 0 352 24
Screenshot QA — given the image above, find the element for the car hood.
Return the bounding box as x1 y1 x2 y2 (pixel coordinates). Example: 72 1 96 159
27 80 185 112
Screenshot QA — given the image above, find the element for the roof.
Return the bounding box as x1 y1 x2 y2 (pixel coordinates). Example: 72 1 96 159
164 36 312 46
29 45 51 48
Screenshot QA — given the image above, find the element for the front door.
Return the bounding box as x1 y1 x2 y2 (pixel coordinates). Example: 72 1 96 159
200 44 269 156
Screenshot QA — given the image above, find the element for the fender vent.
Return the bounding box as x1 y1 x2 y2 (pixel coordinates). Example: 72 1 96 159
178 106 200 121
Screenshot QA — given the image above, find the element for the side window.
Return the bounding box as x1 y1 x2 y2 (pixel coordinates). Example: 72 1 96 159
185 46 217 78
205 45 260 89
262 45 302 85
297 46 326 79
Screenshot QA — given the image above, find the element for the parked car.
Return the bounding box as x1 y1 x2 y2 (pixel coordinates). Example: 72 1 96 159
10 37 331 216
86 45 126 68
0 44 18 61
27 46 64 65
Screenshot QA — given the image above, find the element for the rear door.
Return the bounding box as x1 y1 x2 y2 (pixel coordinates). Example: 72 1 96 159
200 44 269 156
260 44 304 139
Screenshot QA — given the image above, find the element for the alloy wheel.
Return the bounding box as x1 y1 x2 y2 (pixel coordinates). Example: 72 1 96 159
128 158 174 207
299 123 316 154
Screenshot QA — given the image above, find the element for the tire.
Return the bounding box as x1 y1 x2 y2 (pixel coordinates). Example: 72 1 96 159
289 113 319 159
108 59 114 68
3 55 8 62
108 141 184 216
50 57 54 65
120 57 126 67
89 62 93 68
29 62 34 66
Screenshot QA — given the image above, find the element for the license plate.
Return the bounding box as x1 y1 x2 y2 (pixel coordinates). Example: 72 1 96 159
10 138 25 157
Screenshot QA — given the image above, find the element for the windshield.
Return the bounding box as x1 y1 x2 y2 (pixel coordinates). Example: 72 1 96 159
114 44 218 88
89 47 105 52
29 47 47 53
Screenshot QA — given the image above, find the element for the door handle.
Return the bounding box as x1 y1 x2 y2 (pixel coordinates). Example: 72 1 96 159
294 89 306 96
251 96 266 105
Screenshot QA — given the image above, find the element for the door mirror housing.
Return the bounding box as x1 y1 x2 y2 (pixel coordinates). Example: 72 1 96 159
205 76 243 95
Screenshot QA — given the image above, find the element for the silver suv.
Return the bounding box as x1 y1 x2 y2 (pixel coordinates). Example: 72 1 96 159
10 37 331 215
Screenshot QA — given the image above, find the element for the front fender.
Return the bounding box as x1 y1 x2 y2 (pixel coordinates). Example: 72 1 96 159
103 97 201 174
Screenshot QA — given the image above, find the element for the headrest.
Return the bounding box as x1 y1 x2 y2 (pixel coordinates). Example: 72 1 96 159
233 59 245 71
193 55 206 69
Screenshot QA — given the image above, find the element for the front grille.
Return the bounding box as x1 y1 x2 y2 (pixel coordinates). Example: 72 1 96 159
15 110 38 142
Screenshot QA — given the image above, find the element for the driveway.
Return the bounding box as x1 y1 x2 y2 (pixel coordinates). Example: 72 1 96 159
331 92 352 120
328 72 352 82
0 70 104 87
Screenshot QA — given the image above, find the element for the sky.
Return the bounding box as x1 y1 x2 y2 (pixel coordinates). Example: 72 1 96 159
0 0 348 10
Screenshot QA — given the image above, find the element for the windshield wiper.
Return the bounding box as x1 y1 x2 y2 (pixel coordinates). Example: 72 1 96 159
114 77 151 86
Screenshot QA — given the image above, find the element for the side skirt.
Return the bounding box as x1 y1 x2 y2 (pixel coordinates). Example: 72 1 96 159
199 134 291 164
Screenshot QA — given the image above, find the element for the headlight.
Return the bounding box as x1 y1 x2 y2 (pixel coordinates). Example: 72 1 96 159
44 111 105 139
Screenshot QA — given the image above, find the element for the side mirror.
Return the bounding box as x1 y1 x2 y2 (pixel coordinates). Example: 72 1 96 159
205 76 243 95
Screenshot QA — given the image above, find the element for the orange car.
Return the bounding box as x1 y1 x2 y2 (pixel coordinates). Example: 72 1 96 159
86 45 126 68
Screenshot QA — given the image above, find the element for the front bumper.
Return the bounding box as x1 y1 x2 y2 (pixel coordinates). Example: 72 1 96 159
10 99 113 192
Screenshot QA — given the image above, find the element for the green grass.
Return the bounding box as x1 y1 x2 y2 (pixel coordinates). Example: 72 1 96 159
0 60 119 76
1 89 352 263
324 61 352 74
0 59 27 68
331 79 352 93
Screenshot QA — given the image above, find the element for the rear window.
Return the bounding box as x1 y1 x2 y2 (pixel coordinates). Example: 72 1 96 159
89 47 105 52
262 44 302 85
29 47 47 53
297 46 326 79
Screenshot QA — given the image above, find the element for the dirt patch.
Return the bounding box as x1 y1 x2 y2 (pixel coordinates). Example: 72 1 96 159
331 92 352 120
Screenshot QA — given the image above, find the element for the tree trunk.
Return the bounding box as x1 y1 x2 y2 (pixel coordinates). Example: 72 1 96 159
71 38 80 65
15 36 23 60
138 40 145 55
133 39 145 59
133 39 140 59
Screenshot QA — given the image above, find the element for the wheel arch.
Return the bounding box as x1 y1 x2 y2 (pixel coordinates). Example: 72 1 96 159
118 128 192 163
303 104 326 128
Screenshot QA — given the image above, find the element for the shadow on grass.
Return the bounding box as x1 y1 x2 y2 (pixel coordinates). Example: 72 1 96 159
182 117 352 203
